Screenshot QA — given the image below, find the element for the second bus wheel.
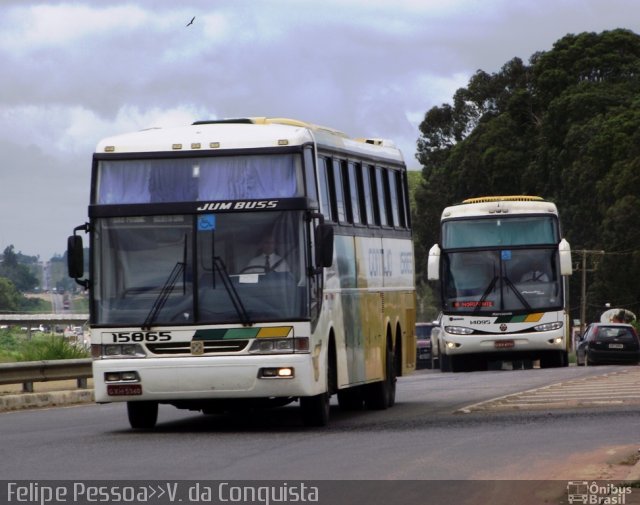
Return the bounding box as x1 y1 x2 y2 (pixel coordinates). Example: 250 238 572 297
364 344 396 410
127 401 158 430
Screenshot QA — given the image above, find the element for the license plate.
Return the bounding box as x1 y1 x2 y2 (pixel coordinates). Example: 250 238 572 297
107 384 142 396
495 340 515 349
609 343 624 349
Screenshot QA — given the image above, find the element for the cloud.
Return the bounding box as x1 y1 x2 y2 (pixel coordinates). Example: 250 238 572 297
0 4 150 51
1 0 639 258
0 104 215 157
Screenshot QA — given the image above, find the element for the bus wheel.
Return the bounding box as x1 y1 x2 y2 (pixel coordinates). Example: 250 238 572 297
337 386 364 411
300 392 330 427
127 401 158 430
364 344 396 410
440 353 451 373
540 351 563 368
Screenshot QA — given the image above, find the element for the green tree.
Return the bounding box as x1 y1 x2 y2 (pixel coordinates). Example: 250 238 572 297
0 245 39 292
414 29 640 322
0 277 21 312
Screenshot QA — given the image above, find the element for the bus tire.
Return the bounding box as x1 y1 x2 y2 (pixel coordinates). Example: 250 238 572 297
300 392 330 426
127 401 158 430
301 349 333 426
337 387 364 411
540 351 563 368
364 342 396 410
450 355 464 373
440 352 451 373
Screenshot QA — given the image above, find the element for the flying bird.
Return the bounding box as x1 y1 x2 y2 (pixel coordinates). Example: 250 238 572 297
186 16 195 27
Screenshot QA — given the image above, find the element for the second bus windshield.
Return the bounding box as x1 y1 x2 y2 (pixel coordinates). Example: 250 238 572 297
442 248 562 314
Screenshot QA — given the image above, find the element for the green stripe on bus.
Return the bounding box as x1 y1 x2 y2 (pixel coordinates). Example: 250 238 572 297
194 328 259 340
494 315 527 323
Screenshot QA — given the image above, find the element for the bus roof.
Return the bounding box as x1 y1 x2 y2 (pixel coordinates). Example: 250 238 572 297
442 195 558 219
95 117 405 164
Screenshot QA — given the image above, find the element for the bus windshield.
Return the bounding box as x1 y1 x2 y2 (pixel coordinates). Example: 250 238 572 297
93 211 309 325
442 216 558 248
442 248 561 314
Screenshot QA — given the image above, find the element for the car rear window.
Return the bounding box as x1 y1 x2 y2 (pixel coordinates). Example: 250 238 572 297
416 325 434 340
596 327 636 341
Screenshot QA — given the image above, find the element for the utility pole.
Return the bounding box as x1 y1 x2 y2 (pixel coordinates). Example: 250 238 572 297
573 249 605 336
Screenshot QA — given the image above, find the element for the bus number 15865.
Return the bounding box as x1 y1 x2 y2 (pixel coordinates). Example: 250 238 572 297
111 331 172 343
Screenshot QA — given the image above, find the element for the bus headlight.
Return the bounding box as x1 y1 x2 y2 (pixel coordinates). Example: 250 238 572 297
248 337 309 354
534 322 563 332
105 371 140 382
99 344 146 358
258 367 295 379
445 326 474 335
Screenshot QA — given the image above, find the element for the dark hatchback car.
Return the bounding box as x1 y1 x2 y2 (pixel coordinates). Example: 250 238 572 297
576 323 640 366
416 322 436 369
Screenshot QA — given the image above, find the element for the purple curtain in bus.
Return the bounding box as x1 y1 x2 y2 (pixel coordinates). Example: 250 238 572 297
97 155 299 204
198 156 297 200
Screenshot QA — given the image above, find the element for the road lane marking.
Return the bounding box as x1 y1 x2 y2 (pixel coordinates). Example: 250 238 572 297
457 368 640 413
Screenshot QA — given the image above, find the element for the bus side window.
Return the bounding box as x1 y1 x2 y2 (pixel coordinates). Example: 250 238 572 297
318 157 334 222
303 147 318 204
339 160 354 224
374 167 389 227
355 162 369 225
387 169 400 228
347 162 361 225
331 159 347 223
368 165 381 226
398 171 410 228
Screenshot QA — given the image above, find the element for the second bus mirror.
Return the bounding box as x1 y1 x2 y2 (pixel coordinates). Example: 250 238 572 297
315 223 334 268
67 235 84 279
427 244 441 281
558 239 572 276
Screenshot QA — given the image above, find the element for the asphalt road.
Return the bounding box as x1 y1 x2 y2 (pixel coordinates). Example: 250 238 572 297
2 364 639 486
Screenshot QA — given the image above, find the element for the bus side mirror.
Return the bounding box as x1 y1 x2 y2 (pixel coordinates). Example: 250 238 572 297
316 223 334 268
427 244 441 281
67 223 90 289
559 239 572 276
67 235 84 279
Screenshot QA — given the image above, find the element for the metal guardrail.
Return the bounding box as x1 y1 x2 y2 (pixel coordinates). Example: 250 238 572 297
0 313 89 325
0 358 92 393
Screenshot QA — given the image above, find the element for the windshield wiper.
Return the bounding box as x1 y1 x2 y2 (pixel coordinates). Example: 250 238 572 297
213 256 252 327
142 261 185 330
503 275 532 311
470 274 533 315
472 275 499 315
142 235 188 330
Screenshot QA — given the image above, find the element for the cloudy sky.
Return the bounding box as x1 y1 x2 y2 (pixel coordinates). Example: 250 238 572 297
1 0 638 260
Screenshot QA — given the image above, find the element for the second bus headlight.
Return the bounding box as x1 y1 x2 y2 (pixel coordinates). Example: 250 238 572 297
534 322 563 332
444 326 474 335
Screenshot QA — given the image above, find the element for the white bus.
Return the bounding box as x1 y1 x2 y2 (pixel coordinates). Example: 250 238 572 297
68 117 416 428
427 196 572 372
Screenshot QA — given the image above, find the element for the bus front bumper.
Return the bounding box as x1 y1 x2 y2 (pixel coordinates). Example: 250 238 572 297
439 330 565 357
92 354 322 403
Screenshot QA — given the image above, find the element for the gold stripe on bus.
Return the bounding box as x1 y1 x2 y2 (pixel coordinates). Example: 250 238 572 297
462 195 544 204
256 326 293 338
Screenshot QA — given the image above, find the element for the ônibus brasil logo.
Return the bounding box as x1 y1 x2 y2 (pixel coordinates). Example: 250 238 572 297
567 481 632 504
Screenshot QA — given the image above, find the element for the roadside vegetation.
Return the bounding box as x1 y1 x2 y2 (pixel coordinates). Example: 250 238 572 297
2 29 640 335
0 328 89 363
414 29 640 323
